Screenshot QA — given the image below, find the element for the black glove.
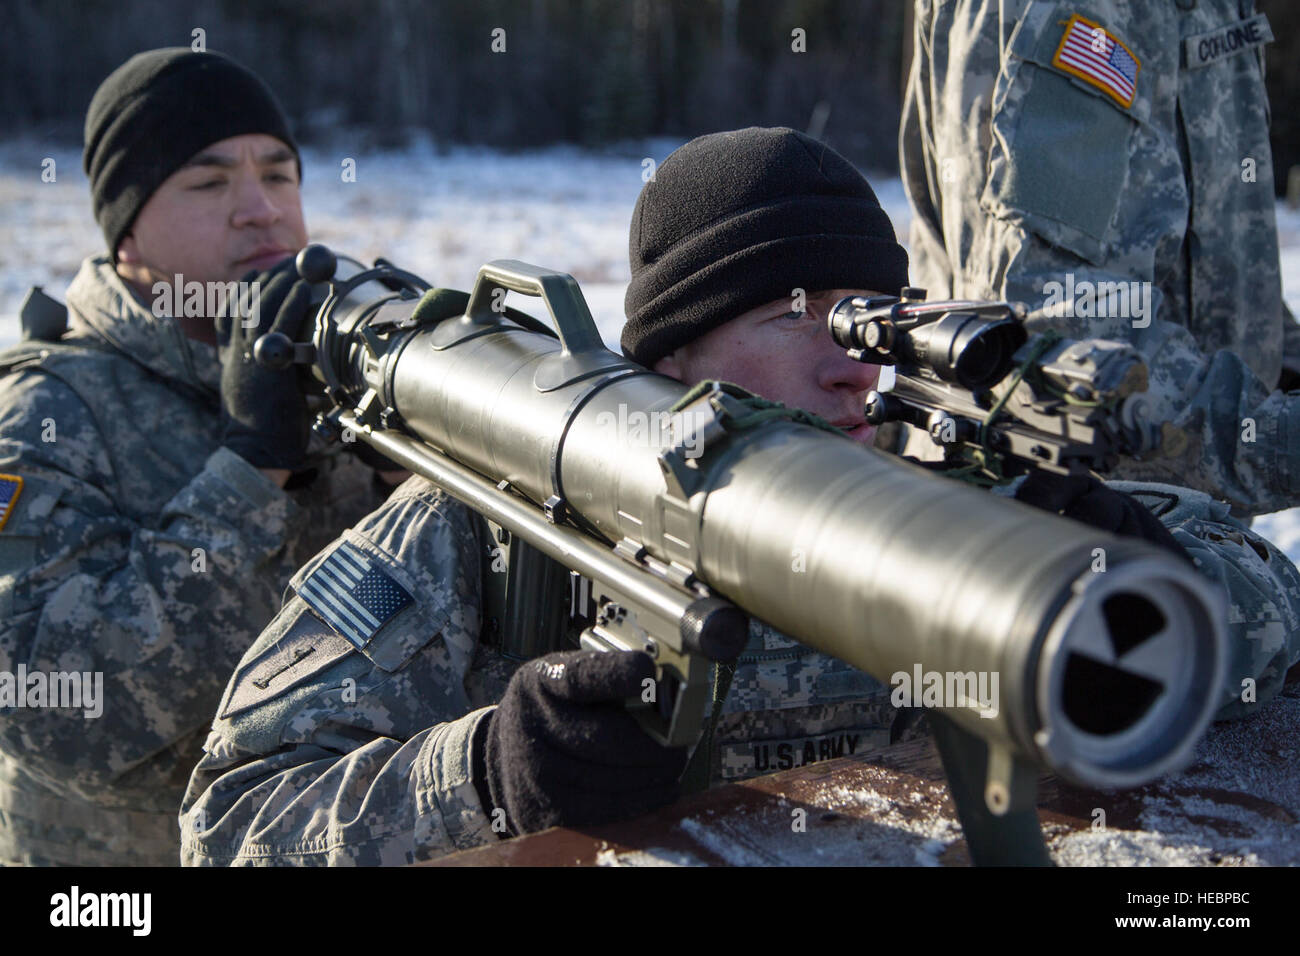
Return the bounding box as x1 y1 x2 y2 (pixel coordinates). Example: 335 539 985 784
343 435 405 473
472 650 689 837
1014 471 1188 560
215 259 313 470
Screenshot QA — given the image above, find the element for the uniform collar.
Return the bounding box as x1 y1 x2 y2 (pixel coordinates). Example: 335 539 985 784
63 256 221 399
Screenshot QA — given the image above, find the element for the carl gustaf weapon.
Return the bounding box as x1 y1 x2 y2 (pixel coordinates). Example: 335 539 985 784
256 245 1225 865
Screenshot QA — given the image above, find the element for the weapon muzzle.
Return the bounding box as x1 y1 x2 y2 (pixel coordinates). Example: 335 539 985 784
1034 553 1226 788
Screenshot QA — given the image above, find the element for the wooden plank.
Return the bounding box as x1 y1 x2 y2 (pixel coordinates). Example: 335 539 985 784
428 680 1300 866
431 735 988 866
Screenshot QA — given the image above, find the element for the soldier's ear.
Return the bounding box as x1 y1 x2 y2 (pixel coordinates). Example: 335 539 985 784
113 233 154 293
653 351 685 381
116 233 140 265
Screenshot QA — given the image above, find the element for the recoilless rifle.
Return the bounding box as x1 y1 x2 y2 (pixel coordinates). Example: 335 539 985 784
254 245 1225 865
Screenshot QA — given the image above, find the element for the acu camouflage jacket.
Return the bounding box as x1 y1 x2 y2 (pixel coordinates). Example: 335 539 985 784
0 256 383 865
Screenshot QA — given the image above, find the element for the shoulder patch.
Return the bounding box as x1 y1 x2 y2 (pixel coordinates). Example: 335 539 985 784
1124 489 1180 518
219 614 359 720
297 540 414 649
0 475 23 531
1050 14 1140 108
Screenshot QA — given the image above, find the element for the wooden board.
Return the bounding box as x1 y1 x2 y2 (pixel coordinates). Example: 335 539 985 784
428 680 1300 866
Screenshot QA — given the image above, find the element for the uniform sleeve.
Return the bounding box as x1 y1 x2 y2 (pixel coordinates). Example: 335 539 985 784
999 267 1300 519
900 0 1298 516
0 370 300 797
898 5 950 308
180 478 500 866
1110 482 1300 720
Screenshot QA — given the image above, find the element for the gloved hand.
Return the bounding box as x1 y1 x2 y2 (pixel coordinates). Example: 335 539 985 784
472 649 689 837
343 435 406 474
215 258 313 470
1014 471 1188 560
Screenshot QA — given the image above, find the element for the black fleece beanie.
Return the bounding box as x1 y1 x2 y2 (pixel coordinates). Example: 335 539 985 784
83 48 301 259
621 127 909 368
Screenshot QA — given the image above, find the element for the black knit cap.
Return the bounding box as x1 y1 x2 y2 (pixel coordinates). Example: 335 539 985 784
621 127 909 368
83 48 301 258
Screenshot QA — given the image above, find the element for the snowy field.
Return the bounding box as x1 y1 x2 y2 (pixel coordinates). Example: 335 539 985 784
2 137 1299 555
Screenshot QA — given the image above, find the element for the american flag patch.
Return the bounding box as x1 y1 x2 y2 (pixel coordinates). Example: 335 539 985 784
298 540 414 649
1051 14 1140 108
0 475 23 532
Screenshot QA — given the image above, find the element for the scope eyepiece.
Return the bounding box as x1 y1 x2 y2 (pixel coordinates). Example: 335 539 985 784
919 310 1027 389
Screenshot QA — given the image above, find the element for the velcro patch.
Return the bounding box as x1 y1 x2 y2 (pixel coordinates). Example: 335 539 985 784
0 475 23 531
219 618 359 720
1125 489 1180 519
1050 14 1140 108
297 540 414 649
1184 14 1272 70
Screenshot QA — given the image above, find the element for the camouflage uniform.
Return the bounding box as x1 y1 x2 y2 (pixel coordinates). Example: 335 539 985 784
901 0 1295 516
180 470 1300 865
0 256 385 865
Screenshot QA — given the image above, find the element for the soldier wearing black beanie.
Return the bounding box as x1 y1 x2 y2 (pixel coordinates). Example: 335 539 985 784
0 47 389 869
621 127 909 369
83 47 301 260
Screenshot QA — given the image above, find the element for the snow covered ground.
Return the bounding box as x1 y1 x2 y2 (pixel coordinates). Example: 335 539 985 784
2 137 1299 553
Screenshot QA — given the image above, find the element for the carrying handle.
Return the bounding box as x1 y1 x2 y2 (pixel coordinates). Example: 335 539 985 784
466 260 606 357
